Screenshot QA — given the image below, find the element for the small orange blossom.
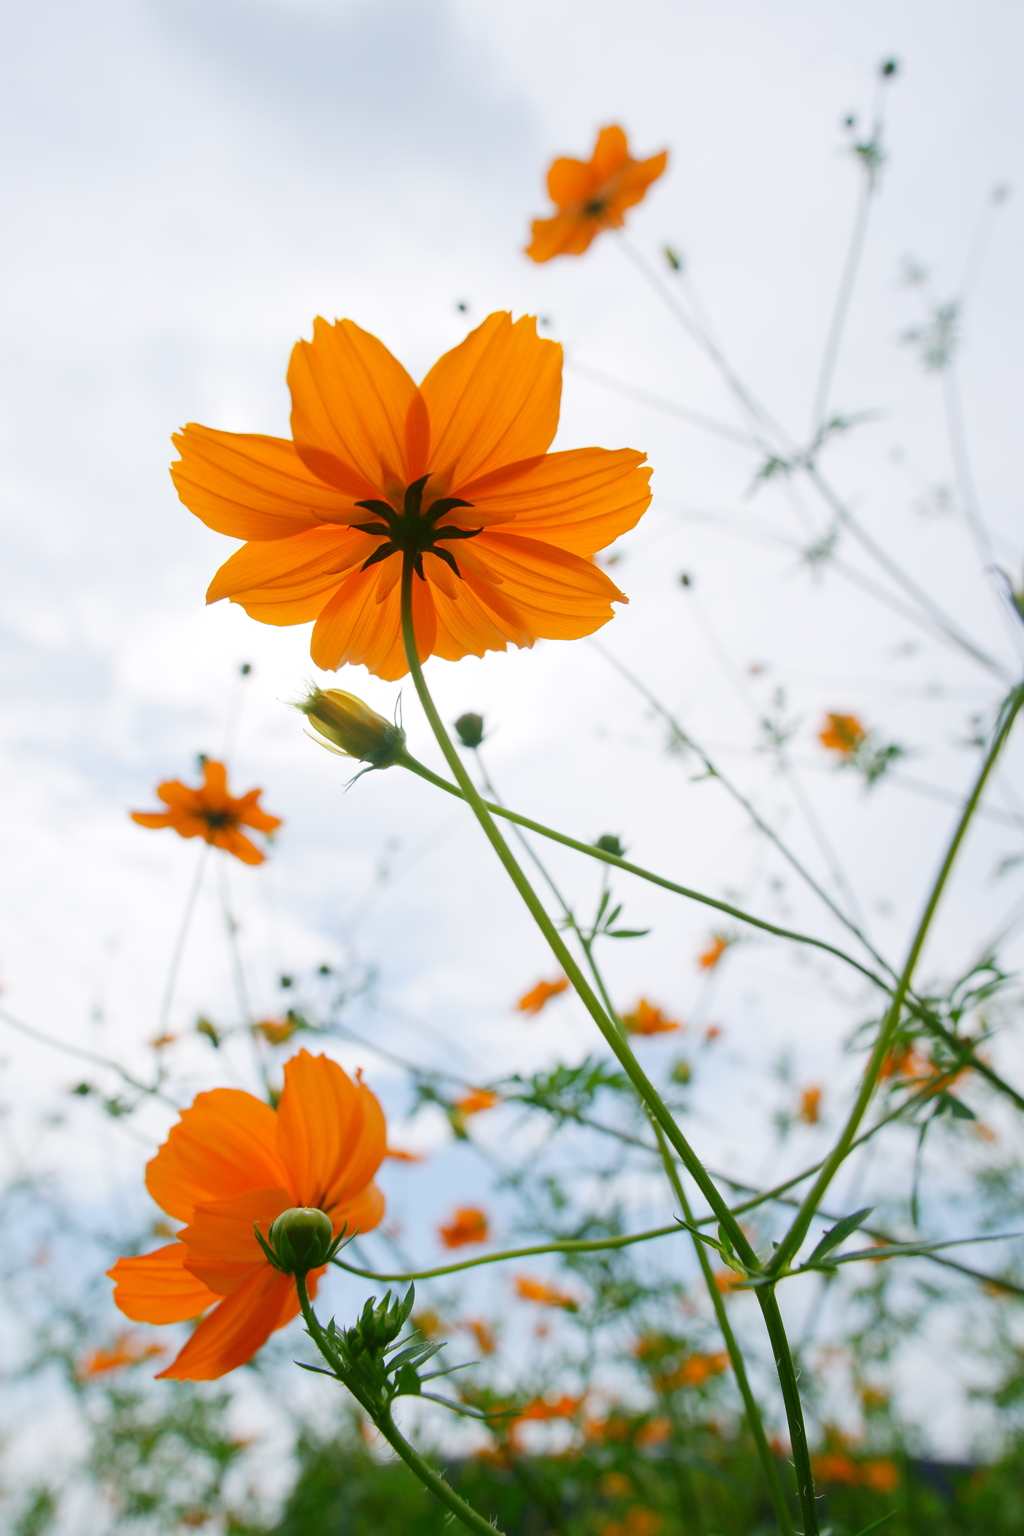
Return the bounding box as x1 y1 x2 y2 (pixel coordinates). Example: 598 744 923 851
78 1332 166 1378
516 976 569 1015
438 1206 489 1249
798 1086 823 1125
697 934 731 971
131 759 281 866
455 1088 501 1115
526 126 667 262
819 713 866 756
621 998 680 1036
171 312 652 680
515 1274 578 1310
108 1050 385 1380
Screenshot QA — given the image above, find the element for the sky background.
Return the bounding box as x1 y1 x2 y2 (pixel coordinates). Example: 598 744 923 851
1 0 1023 1464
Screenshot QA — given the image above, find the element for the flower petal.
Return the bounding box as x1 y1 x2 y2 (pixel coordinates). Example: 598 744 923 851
214 827 266 865
461 533 627 642
156 1264 298 1381
420 313 562 486
205 525 376 607
171 426 351 540
276 1050 387 1213
201 759 229 808
464 448 651 555
288 318 418 492
591 124 630 181
332 1180 385 1239
180 1187 292 1295
108 1243 220 1325
546 155 597 208
526 210 600 263
146 1088 291 1223
130 811 176 829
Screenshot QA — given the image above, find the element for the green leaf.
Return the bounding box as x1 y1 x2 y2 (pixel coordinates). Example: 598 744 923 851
805 1208 875 1267
607 928 651 939
852 1513 897 1536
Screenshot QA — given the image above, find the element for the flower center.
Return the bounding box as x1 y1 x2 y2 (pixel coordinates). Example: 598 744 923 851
353 475 482 581
583 197 607 217
202 810 236 829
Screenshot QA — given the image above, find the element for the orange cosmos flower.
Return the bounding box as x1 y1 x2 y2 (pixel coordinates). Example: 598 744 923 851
171 312 652 681
621 999 680 1036
78 1332 166 1378
516 976 569 1015
131 759 281 866
663 1351 729 1390
819 713 866 756
455 1088 501 1116
438 1206 489 1249
253 1017 298 1046
515 1274 578 1310
697 934 731 971
526 125 668 263
798 1085 823 1125
108 1050 385 1381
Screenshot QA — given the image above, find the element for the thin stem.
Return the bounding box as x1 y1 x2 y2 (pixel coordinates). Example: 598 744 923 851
771 682 1024 1275
295 1274 503 1536
399 757 888 991
810 170 873 433
589 641 898 980
652 1121 796 1536
398 557 761 1276
156 843 210 1035
334 1224 683 1281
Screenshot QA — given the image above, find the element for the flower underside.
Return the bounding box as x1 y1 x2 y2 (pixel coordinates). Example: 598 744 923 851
353 474 482 581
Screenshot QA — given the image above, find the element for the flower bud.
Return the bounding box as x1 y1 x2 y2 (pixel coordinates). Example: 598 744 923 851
454 712 485 749
593 833 625 858
267 1206 335 1273
298 688 406 768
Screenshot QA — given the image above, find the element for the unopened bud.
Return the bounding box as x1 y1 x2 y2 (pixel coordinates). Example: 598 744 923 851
594 834 625 858
266 1207 335 1273
454 712 485 749
298 688 406 769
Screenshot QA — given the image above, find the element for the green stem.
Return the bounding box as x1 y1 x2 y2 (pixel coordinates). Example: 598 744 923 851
400 756 887 991
295 1273 503 1536
771 682 1024 1276
758 1288 819 1534
334 1224 683 1281
651 1120 796 1536
397 558 760 1276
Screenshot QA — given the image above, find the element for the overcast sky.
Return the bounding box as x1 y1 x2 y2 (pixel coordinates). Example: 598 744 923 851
1 0 1022 1456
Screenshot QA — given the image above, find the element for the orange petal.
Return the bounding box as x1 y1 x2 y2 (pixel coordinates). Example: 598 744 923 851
108 1242 220 1325
180 1187 292 1295
146 1088 291 1223
130 811 175 829
591 125 630 181
201 759 229 808
205 525 376 606
309 563 408 677
465 448 651 555
461 533 627 642
236 799 283 835
526 210 600 263
171 425 351 540
156 1264 298 1381
546 154 597 208
276 1051 387 1212
214 827 266 865
420 313 562 486
288 317 418 492
331 1180 385 1239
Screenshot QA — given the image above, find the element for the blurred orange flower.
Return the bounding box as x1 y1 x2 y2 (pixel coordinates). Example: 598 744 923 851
663 1351 729 1390
515 1274 578 1310
78 1332 166 1378
516 976 569 1015
798 1086 823 1125
384 1146 425 1162
634 1417 672 1447
131 759 281 866
697 934 731 971
713 1269 744 1295
455 1088 501 1115
601 1508 664 1536
621 999 680 1036
108 1050 385 1381
526 125 668 262
819 713 866 756
254 1017 297 1046
811 1452 859 1485
861 1459 901 1494
462 1318 497 1355
172 313 652 680
438 1206 489 1249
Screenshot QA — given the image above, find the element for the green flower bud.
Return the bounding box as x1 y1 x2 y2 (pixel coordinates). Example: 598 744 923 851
266 1207 335 1273
593 833 625 858
298 688 406 768
454 712 485 749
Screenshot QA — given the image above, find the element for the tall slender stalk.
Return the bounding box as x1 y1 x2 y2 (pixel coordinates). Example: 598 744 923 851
771 681 1024 1275
398 554 821 1533
295 1275 503 1536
